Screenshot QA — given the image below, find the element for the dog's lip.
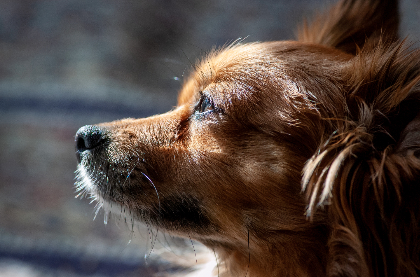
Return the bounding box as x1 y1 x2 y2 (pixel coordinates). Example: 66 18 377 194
76 150 82 163
75 143 94 163
75 149 88 163
74 142 104 163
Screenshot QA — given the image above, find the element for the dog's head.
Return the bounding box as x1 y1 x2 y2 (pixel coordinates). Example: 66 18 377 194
75 0 420 276
75 41 331 240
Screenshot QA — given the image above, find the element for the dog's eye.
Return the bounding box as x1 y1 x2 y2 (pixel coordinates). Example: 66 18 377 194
196 94 214 114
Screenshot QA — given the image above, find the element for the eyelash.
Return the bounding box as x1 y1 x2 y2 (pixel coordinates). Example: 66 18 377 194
197 93 214 114
193 91 223 118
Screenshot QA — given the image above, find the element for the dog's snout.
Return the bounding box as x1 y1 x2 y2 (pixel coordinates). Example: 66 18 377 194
75 125 107 162
76 125 106 150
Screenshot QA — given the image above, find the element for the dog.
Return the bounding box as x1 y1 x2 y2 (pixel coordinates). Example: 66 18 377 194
74 0 420 276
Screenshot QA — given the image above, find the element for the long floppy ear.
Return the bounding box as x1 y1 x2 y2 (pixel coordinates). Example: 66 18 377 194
298 0 399 54
303 41 420 277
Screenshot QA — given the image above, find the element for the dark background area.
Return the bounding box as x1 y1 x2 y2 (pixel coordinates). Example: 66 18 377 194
0 0 419 276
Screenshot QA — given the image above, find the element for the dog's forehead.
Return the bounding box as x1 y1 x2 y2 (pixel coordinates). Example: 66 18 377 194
177 40 345 107
178 42 292 105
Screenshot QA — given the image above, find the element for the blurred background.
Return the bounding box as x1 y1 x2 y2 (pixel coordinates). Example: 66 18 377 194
0 0 419 276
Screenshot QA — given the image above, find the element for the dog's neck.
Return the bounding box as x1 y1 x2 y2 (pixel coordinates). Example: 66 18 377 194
207 225 328 277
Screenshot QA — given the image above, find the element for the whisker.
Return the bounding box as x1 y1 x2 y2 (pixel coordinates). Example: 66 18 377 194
145 223 158 262
122 161 137 187
103 210 110 225
189 233 197 264
93 201 103 221
141 172 161 212
214 250 220 277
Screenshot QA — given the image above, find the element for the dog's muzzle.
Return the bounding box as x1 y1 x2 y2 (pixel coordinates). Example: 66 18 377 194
75 125 108 163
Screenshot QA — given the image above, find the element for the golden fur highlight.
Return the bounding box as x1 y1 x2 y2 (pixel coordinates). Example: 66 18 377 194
74 0 420 276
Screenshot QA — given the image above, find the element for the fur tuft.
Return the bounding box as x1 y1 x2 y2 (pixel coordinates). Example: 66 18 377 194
304 39 420 277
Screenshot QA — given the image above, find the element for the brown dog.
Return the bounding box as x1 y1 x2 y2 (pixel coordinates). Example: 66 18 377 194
75 0 420 276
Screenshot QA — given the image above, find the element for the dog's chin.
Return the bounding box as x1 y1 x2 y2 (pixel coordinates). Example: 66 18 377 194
75 162 217 239
75 163 130 224
75 163 99 201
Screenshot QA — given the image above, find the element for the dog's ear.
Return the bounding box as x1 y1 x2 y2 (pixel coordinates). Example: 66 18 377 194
303 42 420 276
298 0 399 55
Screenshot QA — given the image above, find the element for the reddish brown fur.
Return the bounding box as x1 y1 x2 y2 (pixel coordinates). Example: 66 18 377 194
75 0 420 276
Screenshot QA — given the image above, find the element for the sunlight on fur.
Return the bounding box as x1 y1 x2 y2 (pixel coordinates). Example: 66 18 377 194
74 0 420 276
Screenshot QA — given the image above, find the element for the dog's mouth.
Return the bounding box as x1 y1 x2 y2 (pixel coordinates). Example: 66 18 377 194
74 124 216 235
74 145 146 226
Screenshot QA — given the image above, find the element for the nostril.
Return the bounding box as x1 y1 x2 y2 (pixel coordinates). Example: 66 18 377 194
75 125 108 153
76 136 88 152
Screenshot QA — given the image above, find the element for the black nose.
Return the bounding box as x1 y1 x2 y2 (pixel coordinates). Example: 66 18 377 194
75 125 107 162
